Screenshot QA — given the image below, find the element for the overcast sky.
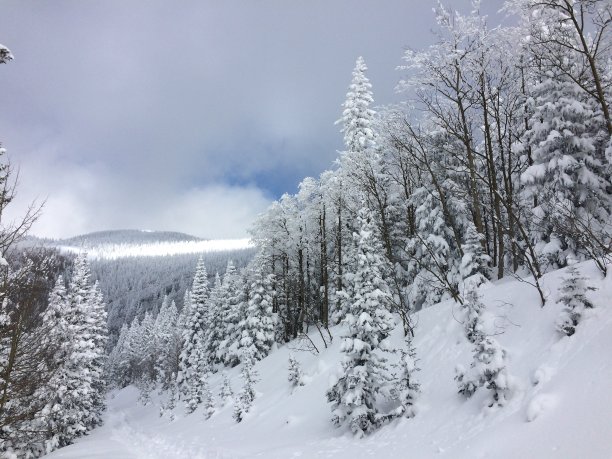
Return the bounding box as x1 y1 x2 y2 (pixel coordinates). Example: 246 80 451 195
0 0 504 239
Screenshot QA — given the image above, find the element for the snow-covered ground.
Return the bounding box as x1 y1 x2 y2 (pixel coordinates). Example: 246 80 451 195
45 261 612 458
60 239 253 260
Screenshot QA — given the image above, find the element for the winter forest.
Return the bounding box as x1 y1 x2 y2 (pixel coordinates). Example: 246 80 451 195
1 1 612 458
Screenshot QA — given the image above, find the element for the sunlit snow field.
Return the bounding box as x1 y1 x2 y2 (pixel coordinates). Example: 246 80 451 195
60 239 254 260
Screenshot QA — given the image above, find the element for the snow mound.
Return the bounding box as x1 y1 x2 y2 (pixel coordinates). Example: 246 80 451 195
45 261 612 458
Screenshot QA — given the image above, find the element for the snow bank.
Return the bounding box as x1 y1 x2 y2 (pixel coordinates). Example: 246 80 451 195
45 261 612 458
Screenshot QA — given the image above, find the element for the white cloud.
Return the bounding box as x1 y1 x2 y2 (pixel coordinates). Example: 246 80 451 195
157 185 271 239
5 152 271 239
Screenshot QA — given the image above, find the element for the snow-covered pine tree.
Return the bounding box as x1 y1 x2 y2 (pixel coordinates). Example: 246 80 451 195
326 206 397 437
521 71 611 269
36 276 79 451
153 297 179 388
557 266 596 337
460 224 491 291
455 288 511 407
217 260 245 367
178 257 210 412
159 373 178 422
233 349 259 423
201 372 215 420
106 323 130 388
137 375 154 406
406 181 463 309
66 253 108 431
391 340 420 419
332 55 380 326
237 259 276 362
288 354 305 388
134 311 156 395
337 56 377 155
473 335 511 408
203 273 223 366
88 281 108 422
219 374 234 404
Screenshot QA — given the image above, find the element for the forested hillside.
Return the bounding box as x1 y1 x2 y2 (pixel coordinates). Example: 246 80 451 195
0 0 610 458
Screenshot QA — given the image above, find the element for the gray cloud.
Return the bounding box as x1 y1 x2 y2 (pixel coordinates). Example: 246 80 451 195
0 0 503 238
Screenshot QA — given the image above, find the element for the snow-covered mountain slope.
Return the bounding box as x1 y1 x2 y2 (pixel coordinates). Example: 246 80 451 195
26 230 253 259
60 230 203 246
59 238 253 260
46 261 612 459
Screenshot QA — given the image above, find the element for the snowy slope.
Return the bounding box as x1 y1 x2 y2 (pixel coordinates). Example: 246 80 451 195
25 230 254 260
45 261 612 459
59 238 253 260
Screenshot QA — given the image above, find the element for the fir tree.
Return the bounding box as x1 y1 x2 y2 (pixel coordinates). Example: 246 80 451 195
557 266 596 336
391 341 420 419
455 288 511 407
326 206 397 437
203 273 223 366
288 354 305 388
522 72 611 268
233 350 258 423
201 373 215 420
159 374 178 422
219 374 234 404
178 257 210 412
238 260 276 362
460 224 491 291
217 261 245 367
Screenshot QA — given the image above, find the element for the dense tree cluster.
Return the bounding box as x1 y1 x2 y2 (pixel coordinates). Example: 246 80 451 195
247 0 610 433
0 247 108 456
103 0 609 438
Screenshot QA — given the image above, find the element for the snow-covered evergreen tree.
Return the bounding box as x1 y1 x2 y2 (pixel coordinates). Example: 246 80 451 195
217 260 245 367
233 350 258 423
201 372 215 420
178 257 210 412
237 260 276 361
327 206 397 437
203 273 223 366
557 266 596 337
521 71 611 268
36 276 80 451
337 56 377 157
159 373 178 422
391 341 420 419
460 224 491 291
455 288 511 407
66 253 108 431
219 374 234 404
153 297 179 388
288 354 305 388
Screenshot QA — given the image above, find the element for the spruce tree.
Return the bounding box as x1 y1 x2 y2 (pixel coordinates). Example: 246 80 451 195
233 350 258 423
391 341 420 419
288 354 305 388
455 288 511 407
217 261 245 367
326 206 397 437
178 257 210 412
557 266 596 336
203 273 223 366
219 374 234 404
238 262 276 362
522 72 611 268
